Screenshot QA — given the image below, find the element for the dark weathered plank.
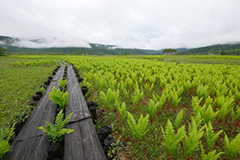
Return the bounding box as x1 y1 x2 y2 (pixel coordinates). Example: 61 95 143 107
4 63 65 160
65 119 106 160
66 64 91 123
15 63 65 141
65 64 106 160
4 135 49 160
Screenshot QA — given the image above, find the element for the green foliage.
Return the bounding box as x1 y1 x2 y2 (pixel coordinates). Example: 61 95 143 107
131 87 143 106
147 99 160 116
163 48 178 54
201 105 218 124
174 109 184 128
224 133 240 159
161 120 185 156
117 101 127 120
0 123 16 159
127 112 149 139
201 145 224 160
57 78 68 92
38 110 74 144
49 86 69 109
183 119 205 157
100 88 119 110
205 122 223 150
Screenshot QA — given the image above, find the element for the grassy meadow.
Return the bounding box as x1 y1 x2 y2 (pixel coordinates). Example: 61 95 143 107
1 55 240 159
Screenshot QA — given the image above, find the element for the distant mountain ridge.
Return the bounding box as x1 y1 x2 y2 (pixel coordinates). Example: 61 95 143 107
179 43 240 55
1 35 240 55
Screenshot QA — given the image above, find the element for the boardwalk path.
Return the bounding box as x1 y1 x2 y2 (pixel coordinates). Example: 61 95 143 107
4 63 106 160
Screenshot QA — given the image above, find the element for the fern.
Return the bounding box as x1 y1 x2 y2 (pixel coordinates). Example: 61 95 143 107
148 99 160 116
38 110 74 144
49 86 69 109
224 133 240 159
174 109 184 128
127 112 149 139
0 123 16 159
201 145 224 160
205 122 223 150
161 119 185 156
57 78 68 92
192 96 203 115
183 119 205 157
202 105 219 124
117 101 127 120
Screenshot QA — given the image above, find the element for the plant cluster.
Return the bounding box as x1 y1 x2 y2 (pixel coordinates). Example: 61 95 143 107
38 110 73 144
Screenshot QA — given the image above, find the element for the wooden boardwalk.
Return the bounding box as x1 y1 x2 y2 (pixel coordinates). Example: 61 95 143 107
64 64 106 160
4 63 65 160
4 63 106 160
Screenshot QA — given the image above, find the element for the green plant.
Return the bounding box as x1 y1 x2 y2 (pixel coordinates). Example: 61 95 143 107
107 137 124 160
201 105 219 124
117 101 127 120
183 119 205 157
127 112 149 140
49 86 69 109
0 123 16 159
38 110 74 144
205 122 223 150
174 109 184 128
161 120 185 157
57 78 68 92
201 145 224 160
131 87 143 106
147 99 160 117
224 133 240 159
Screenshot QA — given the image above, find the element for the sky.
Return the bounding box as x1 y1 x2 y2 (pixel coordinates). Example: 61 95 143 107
0 0 240 49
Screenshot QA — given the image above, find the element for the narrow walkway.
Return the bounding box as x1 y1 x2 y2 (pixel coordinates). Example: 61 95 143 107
64 63 106 160
4 63 65 160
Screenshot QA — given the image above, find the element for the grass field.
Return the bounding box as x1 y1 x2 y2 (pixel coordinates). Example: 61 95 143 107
0 55 59 129
1 55 240 159
62 55 240 159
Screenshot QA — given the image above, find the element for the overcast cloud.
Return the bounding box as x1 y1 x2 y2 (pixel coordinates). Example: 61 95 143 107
0 0 240 49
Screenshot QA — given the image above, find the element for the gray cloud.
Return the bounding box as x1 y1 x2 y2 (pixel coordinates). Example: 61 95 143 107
0 0 240 49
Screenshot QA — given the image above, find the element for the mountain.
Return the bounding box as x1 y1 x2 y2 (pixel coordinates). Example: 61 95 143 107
179 43 240 55
0 35 164 55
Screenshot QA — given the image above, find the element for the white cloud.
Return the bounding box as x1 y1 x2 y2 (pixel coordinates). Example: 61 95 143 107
0 0 239 49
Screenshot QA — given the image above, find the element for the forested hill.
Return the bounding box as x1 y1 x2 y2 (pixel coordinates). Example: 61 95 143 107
179 43 240 55
0 35 162 55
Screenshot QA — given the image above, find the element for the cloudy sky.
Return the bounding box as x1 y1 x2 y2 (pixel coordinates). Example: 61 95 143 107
0 0 240 49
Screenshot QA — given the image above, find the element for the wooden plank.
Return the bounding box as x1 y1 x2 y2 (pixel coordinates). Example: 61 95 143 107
4 135 49 160
65 119 106 160
14 63 65 141
66 64 91 123
65 64 106 160
4 63 65 160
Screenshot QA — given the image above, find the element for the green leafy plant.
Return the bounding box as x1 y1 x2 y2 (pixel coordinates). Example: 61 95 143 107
224 133 240 159
183 119 205 157
201 105 219 124
0 123 16 159
147 99 160 118
174 109 184 128
57 78 68 92
38 110 74 144
205 122 223 150
127 112 149 140
49 86 69 109
117 101 127 120
201 145 224 160
161 120 185 157
131 87 144 106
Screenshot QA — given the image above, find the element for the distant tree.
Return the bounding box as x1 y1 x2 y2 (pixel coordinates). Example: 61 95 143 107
121 52 131 55
0 46 8 56
163 48 177 55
